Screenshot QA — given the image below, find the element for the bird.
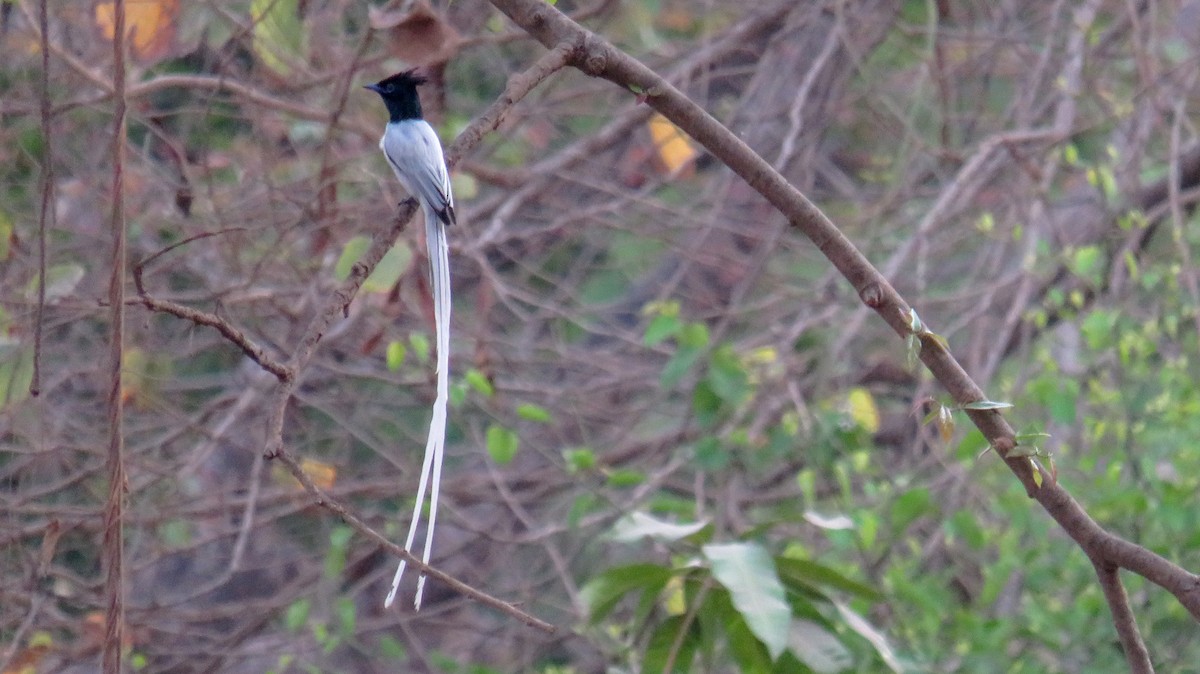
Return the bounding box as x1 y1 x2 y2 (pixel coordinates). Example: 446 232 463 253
365 70 455 610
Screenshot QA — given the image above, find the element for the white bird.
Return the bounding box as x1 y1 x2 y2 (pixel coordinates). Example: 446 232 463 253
365 70 454 610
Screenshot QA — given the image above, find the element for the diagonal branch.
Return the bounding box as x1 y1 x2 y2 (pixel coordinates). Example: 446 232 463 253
271 446 554 632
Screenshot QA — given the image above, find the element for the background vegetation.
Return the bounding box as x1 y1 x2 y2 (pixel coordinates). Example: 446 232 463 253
2 0 1199 672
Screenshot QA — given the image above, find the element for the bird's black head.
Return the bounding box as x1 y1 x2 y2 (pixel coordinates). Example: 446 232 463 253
365 70 427 122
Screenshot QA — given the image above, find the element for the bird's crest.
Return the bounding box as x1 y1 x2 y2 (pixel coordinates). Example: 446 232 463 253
376 69 428 90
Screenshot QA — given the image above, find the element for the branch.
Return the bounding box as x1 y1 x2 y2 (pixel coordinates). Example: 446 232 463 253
1091 559 1153 674
263 201 418 457
445 40 576 169
102 0 128 671
270 448 554 632
31 0 52 398
132 231 291 382
485 0 1200 637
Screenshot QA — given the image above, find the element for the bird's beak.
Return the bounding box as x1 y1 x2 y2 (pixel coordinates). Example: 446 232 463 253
364 84 382 93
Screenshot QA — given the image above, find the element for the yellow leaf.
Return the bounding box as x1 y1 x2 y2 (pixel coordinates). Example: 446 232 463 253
661 575 686 616
299 458 337 491
745 346 778 365
845 387 880 433
95 0 178 61
648 113 697 175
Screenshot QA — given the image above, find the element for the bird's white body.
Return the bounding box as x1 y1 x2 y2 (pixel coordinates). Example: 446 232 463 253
379 118 454 610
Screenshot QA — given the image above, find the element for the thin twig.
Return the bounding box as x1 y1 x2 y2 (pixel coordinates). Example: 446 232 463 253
131 228 292 379
30 0 52 397
134 227 245 273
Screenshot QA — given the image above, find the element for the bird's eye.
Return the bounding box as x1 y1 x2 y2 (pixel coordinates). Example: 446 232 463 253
385 83 395 93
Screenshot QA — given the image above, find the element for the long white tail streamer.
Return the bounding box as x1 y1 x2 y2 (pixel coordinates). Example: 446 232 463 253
385 205 451 610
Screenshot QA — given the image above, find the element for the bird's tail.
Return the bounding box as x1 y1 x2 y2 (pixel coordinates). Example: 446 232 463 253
385 205 451 610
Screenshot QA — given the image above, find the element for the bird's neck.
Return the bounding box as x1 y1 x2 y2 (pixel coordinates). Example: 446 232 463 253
384 95 423 123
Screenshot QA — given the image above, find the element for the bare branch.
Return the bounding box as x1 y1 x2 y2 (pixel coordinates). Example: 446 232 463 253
1091 559 1153 674
102 0 128 670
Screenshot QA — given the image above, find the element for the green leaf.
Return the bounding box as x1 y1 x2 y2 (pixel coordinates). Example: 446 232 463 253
835 602 904 672
1069 245 1104 285
562 447 596 473
703 542 790 660
324 526 352 579
722 600 773 674
707 345 749 404
251 0 306 76
409 333 430 363
464 368 494 397
385 340 406 371
567 493 600 528
790 619 852 673
947 509 987 550
609 511 708 543
334 237 413 291
1027 376 1078 425
1063 143 1079 165
661 345 702 388
0 344 34 408
775 557 881 600
605 468 645 488
378 634 406 660
334 596 356 635
677 322 710 348
159 520 191 547
891 487 935 532
644 615 699 673
330 524 352 550
284 598 310 631
644 313 682 345
29 263 84 302
579 563 672 622
905 333 920 370
363 242 413 293
486 424 519 464
694 436 728 471
516 402 552 423
449 381 467 407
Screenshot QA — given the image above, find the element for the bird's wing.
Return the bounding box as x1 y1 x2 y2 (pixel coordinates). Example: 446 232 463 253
380 120 456 225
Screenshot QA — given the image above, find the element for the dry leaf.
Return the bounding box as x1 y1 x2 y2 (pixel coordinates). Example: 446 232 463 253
95 0 179 62
369 0 461 66
648 113 698 176
299 458 338 491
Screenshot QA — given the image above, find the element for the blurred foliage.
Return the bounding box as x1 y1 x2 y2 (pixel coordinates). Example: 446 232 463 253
1 0 1199 672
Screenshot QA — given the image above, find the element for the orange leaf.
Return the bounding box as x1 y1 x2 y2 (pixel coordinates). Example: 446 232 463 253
95 0 178 62
648 113 698 176
299 458 338 491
